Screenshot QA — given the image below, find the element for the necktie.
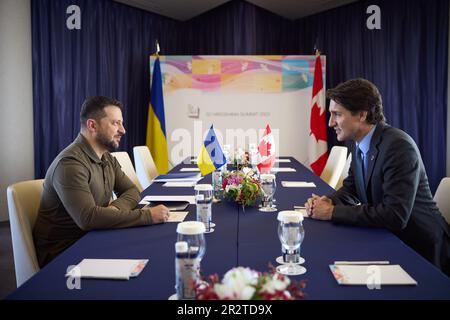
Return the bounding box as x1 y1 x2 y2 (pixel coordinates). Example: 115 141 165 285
355 147 368 203
359 148 367 185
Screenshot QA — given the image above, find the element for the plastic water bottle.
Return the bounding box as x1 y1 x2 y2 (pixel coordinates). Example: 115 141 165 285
175 222 206 300
212 170 223 202
195 184 213 232
175 241 190 299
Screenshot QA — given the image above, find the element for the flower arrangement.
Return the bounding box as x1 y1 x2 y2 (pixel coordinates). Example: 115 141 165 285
195 266 306 300
222 169 261 207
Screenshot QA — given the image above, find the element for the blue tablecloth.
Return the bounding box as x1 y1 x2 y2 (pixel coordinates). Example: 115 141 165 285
7 158 450 300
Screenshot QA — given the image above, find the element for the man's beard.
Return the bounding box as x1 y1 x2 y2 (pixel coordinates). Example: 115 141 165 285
96 130 120 152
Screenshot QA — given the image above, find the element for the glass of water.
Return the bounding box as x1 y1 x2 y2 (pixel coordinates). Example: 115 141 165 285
259 173 277 212
276 211 306 275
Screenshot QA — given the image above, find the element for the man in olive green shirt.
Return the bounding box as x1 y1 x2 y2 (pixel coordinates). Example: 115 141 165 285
33 96 169 267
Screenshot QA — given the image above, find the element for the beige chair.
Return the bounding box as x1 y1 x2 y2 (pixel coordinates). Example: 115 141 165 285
335 152 352 190
7 179 44 287
133 146 158 190
111 151 143 192
320 146 348 189
434 177 450 224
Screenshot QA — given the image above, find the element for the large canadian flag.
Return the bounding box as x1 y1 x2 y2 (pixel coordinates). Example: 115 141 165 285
308 53 328 176
257 125 275 174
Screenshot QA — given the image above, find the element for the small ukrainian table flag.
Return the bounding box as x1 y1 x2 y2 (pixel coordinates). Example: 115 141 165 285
197 125 226 176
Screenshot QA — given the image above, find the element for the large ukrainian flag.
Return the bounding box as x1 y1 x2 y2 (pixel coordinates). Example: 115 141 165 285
146 57 169 174
197 125 226 176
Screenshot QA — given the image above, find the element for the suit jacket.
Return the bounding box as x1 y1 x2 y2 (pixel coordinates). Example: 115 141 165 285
329 123 450 276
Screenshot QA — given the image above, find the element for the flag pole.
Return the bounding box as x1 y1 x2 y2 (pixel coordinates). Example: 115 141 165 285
314 43 320 57
155 39 160 57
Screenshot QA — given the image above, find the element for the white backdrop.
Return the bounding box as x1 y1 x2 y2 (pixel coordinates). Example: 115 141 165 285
151 55 326 166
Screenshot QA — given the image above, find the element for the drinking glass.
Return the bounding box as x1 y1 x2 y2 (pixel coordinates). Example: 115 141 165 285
259 174 277 212
276 211 306 275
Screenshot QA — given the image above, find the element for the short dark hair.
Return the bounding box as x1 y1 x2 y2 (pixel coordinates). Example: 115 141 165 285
80 96 123 129
326 78 386 124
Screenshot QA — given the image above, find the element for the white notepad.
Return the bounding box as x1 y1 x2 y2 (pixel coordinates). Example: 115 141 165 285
180 168 200 172
282 181 316 188
141 195 196 204
329 264 417 285
154 173 202 183
271 167 296 173
167 211 189 222
163 181 196 187
275 159 291 163
66 259 148 280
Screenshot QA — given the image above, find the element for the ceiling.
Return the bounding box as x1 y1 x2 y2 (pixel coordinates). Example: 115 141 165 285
113 0 358 21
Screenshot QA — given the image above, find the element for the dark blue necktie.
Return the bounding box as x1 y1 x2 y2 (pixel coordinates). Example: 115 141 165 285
360 148 368 185
355 147 368 203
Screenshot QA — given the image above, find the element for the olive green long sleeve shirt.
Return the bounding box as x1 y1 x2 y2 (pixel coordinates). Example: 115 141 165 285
33 134 152 267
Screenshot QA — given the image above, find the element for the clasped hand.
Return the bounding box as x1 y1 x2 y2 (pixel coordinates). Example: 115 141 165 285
304 193 334 220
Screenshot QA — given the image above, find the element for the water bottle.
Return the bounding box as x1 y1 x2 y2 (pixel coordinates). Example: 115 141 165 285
212 170 223 202
235 147 245 170
194 184 213 233
175 222 206 300
249 143 258 170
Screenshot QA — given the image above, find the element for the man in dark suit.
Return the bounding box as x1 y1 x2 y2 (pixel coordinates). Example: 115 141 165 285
305 78 450 276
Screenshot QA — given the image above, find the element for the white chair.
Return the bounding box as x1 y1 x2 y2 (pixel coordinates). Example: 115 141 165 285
335 152 352 190
7 179 44 287
434 177 450 224
320 146 348 189
111 151 143 192
133 146 158 190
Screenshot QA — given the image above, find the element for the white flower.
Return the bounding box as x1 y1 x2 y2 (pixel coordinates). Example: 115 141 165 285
260 273 291 295
214 267 259 300
214 283 256 300
223 267 258 285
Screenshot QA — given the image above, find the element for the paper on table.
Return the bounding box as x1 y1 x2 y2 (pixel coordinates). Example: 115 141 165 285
167 211 188 222
282 181 316 188
271 167 296 173
154 173 202 183
334 261 390 265
141 195 196 204
180 168 200 172
65 259 148 280
329 264 417 285
275 159 291 163
163 181 196 187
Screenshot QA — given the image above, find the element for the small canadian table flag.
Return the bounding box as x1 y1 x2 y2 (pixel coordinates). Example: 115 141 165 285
257 125 275 174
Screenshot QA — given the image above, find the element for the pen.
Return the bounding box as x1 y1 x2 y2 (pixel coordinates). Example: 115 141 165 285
294 206 306 209
334 261 390 265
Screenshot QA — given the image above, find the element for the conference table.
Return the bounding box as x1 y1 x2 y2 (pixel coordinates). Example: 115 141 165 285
7 157 450 300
